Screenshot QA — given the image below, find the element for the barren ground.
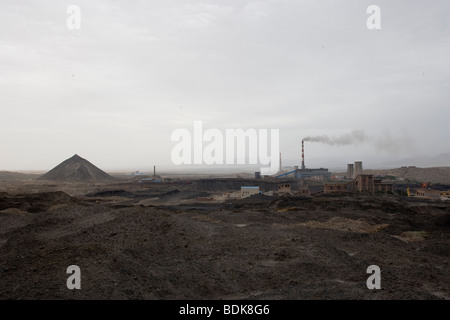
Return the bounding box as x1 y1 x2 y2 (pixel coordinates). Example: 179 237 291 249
0 179 449 300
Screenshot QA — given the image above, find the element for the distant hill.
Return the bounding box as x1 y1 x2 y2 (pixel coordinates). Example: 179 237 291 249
0 171 39 181
363 167 450 184
38 154 116 183
376 153 450 169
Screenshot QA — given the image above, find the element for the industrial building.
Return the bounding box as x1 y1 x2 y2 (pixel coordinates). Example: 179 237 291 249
415 189 441 199
255 140 332 182
415 189 450 200
374 179 394 193
273 140 331 181
298 139 331 180
323 181 351 194
354 174 374 193
324 174 394 194
294 168 331 180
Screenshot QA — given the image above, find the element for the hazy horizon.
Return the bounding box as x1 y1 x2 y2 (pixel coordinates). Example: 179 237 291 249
3 151 450 175
1 0 449 171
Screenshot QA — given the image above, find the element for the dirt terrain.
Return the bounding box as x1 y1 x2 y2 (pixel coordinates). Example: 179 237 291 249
0 178 449 300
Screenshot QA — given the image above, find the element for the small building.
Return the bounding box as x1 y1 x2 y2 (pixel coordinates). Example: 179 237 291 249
415 188 442 200
297 188 311 197
277 183 291 194
324 181 351 194
241 186 260 198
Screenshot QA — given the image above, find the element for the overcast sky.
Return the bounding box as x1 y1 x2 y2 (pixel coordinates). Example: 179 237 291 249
0 0 449 171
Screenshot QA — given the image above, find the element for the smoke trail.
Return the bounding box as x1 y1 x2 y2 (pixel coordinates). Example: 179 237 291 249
303 130 367 145
302 129 414 153
374 129 414 154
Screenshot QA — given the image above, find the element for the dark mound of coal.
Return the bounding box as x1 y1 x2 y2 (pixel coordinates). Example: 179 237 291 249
38 154 116 183
267 195 310 209
0 191 76 213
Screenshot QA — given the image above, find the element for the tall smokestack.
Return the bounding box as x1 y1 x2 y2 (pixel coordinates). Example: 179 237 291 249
279 152 282 173
153 165 156 180
301 140 305 170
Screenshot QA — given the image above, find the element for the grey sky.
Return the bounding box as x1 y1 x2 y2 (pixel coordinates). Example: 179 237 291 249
0 0 449 171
